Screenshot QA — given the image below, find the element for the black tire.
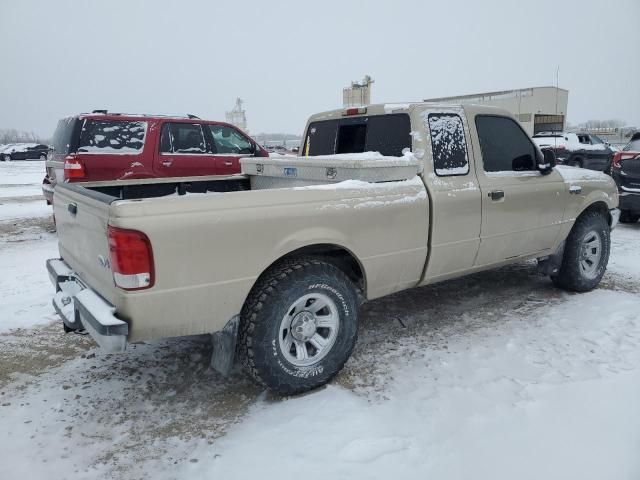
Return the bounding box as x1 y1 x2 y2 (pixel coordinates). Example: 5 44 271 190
552 210 610 292
620 211 640 224
567 157 583 168
238 257 359 395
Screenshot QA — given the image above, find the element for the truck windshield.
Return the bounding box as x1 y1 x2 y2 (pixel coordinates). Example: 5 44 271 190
303 114 411 157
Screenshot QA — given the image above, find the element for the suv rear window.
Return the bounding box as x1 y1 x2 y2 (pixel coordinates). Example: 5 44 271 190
78 120 147 154
52 117 81 155
303 114 411 157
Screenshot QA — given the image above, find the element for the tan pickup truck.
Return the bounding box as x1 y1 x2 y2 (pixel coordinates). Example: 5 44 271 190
47 103 620 395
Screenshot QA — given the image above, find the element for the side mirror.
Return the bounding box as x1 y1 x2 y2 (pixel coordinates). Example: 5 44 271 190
538 147 556 175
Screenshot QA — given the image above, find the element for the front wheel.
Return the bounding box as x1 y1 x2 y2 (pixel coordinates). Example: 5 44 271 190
238 258 359 395
552 210 610 292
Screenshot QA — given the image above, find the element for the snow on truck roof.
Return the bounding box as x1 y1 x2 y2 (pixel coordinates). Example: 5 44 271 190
306 102 509 121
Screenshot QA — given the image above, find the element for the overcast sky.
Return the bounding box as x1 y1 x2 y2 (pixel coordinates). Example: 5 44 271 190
0 0 638 138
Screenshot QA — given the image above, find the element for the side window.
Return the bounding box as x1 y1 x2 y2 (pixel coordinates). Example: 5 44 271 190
209 125 253 154
427 113 469 176
78 120 147 154
303 120 339 156
475 116 536 172
160 123 206 154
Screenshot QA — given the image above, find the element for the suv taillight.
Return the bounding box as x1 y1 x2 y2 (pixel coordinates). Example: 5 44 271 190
64 157 86 180
107 226 154 290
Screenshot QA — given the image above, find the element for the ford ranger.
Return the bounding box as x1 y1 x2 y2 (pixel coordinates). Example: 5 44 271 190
47 103 620 395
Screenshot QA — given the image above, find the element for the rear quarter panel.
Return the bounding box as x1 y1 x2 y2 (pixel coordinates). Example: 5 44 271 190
109 178 430 341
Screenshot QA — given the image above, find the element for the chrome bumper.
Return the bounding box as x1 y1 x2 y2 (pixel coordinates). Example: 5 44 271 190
47 258 128 353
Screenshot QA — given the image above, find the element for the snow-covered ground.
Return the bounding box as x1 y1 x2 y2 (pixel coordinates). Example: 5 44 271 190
0 161 639 479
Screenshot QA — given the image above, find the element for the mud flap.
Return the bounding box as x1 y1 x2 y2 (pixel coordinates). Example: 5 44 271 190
211 316 239 377
537 241 565 276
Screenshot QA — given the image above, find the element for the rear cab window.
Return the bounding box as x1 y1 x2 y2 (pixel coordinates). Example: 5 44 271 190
302 114 411 157
78 119 147 154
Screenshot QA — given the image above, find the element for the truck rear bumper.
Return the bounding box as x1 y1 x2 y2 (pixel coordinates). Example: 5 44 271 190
47 258 128 353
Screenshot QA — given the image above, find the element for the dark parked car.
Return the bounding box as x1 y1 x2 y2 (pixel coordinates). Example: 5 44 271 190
611 133 640 223
532 132 614 171
1 143 51 161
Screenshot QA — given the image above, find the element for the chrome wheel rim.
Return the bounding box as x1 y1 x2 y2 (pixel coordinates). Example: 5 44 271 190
278 292 340 367
579 230 602 279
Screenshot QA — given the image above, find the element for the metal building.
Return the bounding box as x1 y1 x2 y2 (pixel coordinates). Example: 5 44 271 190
424 86 568 136
343 75 374 107
225 97 248 132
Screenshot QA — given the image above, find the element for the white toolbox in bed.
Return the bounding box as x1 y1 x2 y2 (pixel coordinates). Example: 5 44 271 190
241 153 420 189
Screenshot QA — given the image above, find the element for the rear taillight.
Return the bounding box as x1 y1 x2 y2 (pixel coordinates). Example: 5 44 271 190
342 107 367 116
613 153 637 170
107 226 154 290
64 157 85 180
612 154 622 169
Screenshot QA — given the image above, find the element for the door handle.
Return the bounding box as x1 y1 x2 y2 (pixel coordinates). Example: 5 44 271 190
489 190 504 201
67 203 77 216
162 160 173 167
224 161 233 166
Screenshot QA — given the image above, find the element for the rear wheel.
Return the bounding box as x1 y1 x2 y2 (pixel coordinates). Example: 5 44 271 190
238 257 359 395
566 157 583 168
619 210 640 224
552 210 610 292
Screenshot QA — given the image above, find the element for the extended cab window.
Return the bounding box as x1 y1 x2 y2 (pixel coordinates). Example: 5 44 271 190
303 114 411 157
78 120 147 154
160 123 207 154
475 115 536 172
209 125 253 154
427 113 469 176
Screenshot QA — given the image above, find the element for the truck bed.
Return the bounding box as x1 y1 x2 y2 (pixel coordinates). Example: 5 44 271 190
52 156 429 344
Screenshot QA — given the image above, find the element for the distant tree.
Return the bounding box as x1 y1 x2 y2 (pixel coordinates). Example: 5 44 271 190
0 128 50 145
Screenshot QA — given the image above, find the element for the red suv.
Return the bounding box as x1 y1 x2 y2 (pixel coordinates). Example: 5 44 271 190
42 111 268 204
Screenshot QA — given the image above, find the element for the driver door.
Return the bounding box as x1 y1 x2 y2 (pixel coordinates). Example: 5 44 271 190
205 124 255 175
470 115 565 266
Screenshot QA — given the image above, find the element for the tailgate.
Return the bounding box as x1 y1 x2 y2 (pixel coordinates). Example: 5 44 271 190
53 185 118 303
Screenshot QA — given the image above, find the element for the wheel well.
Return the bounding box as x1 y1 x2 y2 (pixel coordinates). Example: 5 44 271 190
577 201 610 225
264 244 366 298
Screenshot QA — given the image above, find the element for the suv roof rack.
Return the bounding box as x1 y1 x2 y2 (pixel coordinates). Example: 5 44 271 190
85 111 201 120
